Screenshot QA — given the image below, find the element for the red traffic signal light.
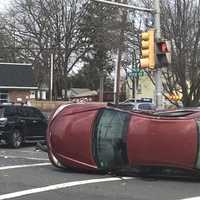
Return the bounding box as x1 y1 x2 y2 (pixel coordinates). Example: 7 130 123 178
159 42 169 53
156 40 171 66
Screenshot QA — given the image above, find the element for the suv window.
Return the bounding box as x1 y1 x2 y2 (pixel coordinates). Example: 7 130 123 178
4 107 17 117
29 107 44 118
17 107 29 117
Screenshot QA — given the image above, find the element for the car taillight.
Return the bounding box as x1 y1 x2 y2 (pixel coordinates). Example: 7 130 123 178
0 117 7 125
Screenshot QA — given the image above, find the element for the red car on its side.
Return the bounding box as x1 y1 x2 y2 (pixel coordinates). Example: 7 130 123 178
47 103 200 175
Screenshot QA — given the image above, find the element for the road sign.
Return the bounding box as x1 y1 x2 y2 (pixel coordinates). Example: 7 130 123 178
128 68 145 77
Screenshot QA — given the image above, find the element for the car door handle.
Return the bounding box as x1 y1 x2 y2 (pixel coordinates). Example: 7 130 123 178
32 120 38 123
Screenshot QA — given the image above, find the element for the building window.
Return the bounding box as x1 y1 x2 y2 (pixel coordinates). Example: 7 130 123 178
0 91 8 103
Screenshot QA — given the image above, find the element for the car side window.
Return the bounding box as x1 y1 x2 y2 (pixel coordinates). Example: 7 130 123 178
30 108 44 119
18 107 29 117
4 107 17 116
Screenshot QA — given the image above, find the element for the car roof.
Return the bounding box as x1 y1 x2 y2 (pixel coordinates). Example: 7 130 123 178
0 105 37 110
109 103 200 118
152 108 200 117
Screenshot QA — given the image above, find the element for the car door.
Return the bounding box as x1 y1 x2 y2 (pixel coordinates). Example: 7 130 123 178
18 107 34 139
28 107 47 140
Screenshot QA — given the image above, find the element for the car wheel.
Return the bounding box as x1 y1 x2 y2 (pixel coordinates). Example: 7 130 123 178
9 129 23 148
48 150 65 169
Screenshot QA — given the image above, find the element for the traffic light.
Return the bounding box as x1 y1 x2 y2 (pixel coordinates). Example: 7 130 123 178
140 29 155 69
156 40 171 66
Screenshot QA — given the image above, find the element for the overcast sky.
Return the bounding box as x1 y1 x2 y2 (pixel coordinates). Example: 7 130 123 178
0 0 11 11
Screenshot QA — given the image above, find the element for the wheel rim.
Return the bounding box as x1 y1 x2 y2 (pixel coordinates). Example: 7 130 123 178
49 150 64 168
12 130 22 148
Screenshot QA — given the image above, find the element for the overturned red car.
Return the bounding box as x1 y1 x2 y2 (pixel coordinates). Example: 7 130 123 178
47 103 200 175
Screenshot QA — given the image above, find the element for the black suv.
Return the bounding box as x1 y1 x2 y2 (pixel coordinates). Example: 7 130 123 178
0 105 47 148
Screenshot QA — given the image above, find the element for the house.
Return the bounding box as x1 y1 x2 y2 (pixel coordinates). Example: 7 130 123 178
126 71 171 107
67 88 98 102
126 72 155 103
0 63 38 104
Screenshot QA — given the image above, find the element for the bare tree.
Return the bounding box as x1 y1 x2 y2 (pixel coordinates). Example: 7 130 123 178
160 0 200 107
6 0 90 99
0 13 19 62
141 0 200 107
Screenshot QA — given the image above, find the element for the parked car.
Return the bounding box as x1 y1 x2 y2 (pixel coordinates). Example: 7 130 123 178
47 103 200 176
0 105 47 148
120 98 156 111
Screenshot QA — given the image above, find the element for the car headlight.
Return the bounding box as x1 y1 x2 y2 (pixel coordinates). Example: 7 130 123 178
0 117 7 126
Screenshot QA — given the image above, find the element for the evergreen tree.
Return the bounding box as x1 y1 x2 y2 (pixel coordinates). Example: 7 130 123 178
75 1 121 90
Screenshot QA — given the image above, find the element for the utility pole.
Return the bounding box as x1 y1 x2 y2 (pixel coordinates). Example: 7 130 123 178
92 0 161 106
114 0 127 104
114 49 121 104
153 0 162 109
50 53 54 101
99 74 104 102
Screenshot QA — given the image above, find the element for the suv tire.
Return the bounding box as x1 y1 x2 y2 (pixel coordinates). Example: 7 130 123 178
9 129 23 148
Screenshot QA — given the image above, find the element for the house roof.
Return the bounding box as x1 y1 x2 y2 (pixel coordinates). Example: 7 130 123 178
0 63 37 90
73 90 97 98
68 88 91 98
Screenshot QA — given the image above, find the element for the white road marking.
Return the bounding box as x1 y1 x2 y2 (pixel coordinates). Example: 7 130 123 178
18 150 43 153
180 197 200 200
0 177 132 200
0 155 49 161
0 163 51 170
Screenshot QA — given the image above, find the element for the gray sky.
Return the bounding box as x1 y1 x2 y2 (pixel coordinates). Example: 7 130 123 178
0 0 11 11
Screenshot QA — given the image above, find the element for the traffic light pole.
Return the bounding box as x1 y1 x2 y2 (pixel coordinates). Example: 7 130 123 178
114 49 121 104
50 53 54 101
154 0 162 109
92 0 162 107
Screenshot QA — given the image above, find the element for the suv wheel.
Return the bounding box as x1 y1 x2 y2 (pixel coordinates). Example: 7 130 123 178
9 129 23 148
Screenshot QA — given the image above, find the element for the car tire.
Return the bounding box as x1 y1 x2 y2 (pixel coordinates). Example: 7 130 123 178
9 129 23 148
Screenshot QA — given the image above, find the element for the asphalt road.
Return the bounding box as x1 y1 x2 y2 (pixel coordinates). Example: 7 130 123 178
0 145 200 200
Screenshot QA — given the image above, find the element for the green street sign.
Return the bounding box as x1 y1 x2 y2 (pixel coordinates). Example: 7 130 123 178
129 68 145 77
